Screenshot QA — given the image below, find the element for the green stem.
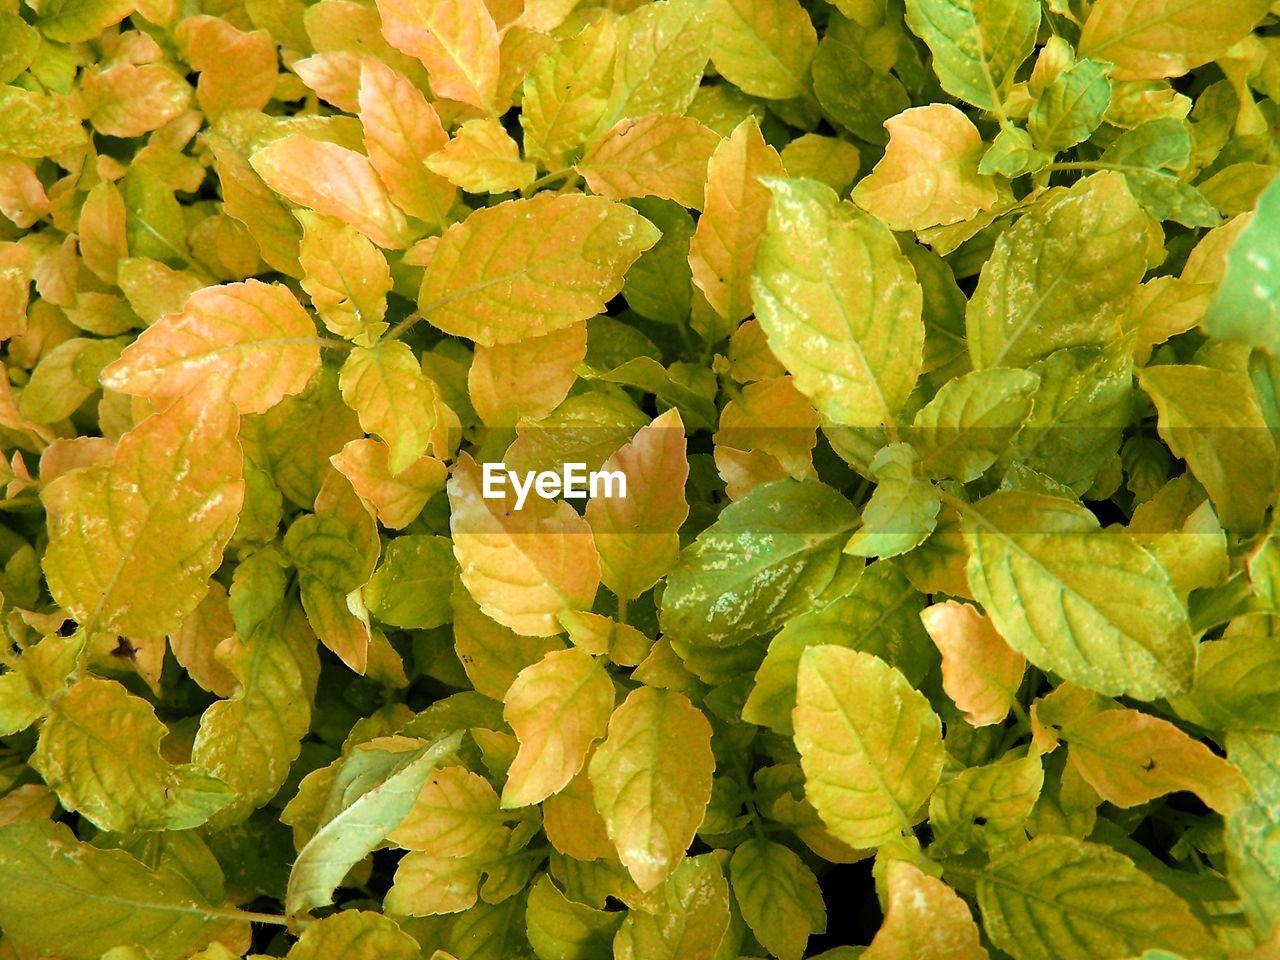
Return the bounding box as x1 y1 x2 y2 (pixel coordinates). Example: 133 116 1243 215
523 168 576 196
383 311 424 342
617 595 629 626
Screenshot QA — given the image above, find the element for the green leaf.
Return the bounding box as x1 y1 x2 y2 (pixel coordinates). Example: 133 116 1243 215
364 534 457 630
1029 57 1111 153
0 820 248 960
1177 632 1280 732
793 645 944 848
975 835 1224 960
706 0 817 100
904 0 1040 111
660 478 862 647
930 751 1043 854
812 35 910 146
1204 174 1280 354
286 910 421 960
845 443 941 559
962 491 1194 700
1137 364 1277 534
612 854 732 960
588 687 714 891
730 838 826 960
1226 731 1280 940
0 13 39 85
751 177 923 428
36 0 132 42
909 367 1039 482
525 874 624 960
285 731 463 916
967 172 1147 369
33 677 233 832
597 0 710 133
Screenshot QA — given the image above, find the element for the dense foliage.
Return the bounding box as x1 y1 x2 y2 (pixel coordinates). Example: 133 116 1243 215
0 0 1279 957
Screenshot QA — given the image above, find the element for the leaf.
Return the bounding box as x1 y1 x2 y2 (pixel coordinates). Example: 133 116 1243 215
598 0 710 133
102 279 321 415
752 178 923 427
812 35 910 146
921 600 1025 726
286 732 463 916
612 853 731 960
963 491 1195 699
37 0 132 42
852 104 997 231
339 342 438 475
520 16 617 168
909 368 1040 482
706 0 817 100
374 0 500 113
660 478 862 646
428 117 536 194
744 561 932 736
418 193 659 346
1179 632 1280 732
864 860 989 960
1029 57 1111 153
588 687 714 891
331 438 448 530
730 838 826 960
584 408 689 601
793 646 944 848
469 324 587 426
42 387 244 639
1058 704 1251 814
966 173 1148 369
365 534 456 629
976 836 1224 960
525 873 624 960
501 647 615 808
930 751 1043 854
0 820 244 960
286 910 421 960
904 0 1040 111
448 452 601 637
1137 364 1276 534
1204 175 1280 354
250 135 413 249
844 443 941 559
358 58 456 228
578 114 719 210
298 211 392 343
1079 0 1271 81
1225 731 1280 939
32 677 233 832
689 117 787 325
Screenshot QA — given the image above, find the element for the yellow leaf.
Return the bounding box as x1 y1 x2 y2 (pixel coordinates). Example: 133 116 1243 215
426 117 536 194
101 280 320 416
690 117 786 324
32 676 233 832
82 62 192 139
713 376 819 498
452 582 565 699
331 438 448 530
579 114 720 210
543 764 616 861
781 133 861 194
794 646 944 848
585 408 689 601
598 0 709 133
1061 705 1253 815
588 687 714 891
920 600 1025 727
501 647 616 808
418 193 659 345
390 766 506 856
42 387 244 639
339 342 438 475
706 0 817 100
469 323 587 426
1079 0 1271 80
168 580 237 698
852 104 997 231
448 452 600 637
298 211 392 343
374 0 501 113
358 59 456 229
864 860 990 960
250 135 412 249
520 16 617 167
752 179 924 428
177 16 277 116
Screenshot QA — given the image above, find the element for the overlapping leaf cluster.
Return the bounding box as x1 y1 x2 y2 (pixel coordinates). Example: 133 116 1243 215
0 0 1278 957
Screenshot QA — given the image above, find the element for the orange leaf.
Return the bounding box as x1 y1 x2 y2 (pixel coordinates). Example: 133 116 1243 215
468 323 587 426
374 0 501 113
579 114 720 210
921 600 1026 727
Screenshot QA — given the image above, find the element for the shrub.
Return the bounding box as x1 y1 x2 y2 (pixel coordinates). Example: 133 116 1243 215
0 0 1277 958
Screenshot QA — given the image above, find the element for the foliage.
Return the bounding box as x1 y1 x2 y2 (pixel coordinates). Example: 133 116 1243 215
0 0 1277 958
